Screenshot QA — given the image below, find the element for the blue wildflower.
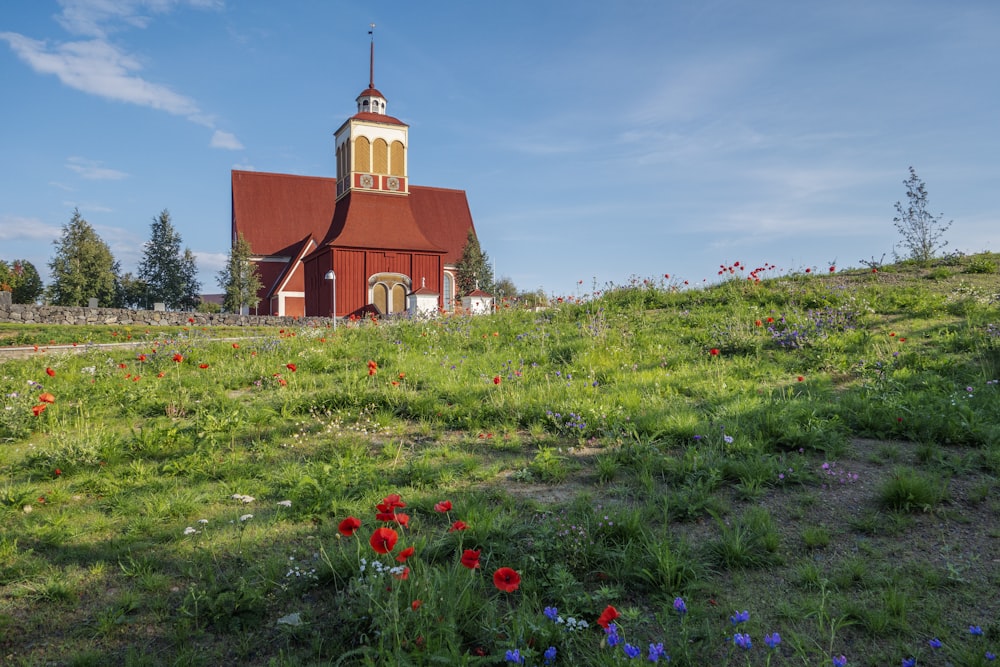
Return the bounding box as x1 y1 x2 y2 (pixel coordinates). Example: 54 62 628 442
544 606 559 621
730 610 750 625
544 646 557 664
647 642 666 662
605 623 621 647
765 632 781 649
902 659 916 667
505 649 524 664
929 638 942 649
673 597 687 615
832 656 847 667
624 644 642 659
985 651 996 661
970 625 984 636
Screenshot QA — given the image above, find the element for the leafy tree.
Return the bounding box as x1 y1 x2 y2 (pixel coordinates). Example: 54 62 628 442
493 276 517 300
116 272 149 309
893 167 952 263
47 209 120 307
455 229 493 295
137 209 201 310
8 259 44 304
218 232 263 314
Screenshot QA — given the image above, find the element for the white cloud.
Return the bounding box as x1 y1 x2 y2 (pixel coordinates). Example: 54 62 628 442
193 250 228 273
1 33 203 119
55 0 223 39
210 130 244 151
0 216 63 242
66 157 128 180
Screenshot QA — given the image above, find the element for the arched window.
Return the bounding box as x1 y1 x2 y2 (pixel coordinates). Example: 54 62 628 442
372 283 388 314
354 136 370 172
391 284 406 313
390 141 405 177
373 139 388 174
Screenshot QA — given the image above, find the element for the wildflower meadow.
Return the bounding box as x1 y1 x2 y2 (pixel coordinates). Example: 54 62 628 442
1 254 999 666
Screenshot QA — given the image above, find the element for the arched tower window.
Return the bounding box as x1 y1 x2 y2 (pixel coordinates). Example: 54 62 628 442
390 140 405 177
354 136 370 172
373 139 388 174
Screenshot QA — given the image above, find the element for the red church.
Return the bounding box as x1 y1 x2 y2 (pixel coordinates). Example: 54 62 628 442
230 38 479 318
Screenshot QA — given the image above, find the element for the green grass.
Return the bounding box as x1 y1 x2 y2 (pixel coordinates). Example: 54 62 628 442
1 254 999 665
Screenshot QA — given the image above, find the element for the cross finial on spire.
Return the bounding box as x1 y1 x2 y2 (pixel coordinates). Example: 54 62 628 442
368 23 376 88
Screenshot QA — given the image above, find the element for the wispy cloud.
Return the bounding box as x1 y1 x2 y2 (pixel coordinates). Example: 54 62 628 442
0 0 231 138
193 250 228 273
0 216 63 242
1 33 204 119
66 157 128 180
55 0 223 39
210 130 244 151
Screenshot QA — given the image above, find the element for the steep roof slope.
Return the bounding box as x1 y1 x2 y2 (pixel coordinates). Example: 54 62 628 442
231 171 335 257
408 186 477 266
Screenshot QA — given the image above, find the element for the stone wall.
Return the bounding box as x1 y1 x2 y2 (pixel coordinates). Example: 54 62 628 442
0 302 332 328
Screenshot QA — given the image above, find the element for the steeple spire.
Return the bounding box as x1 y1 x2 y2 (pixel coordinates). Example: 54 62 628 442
368 23 375 89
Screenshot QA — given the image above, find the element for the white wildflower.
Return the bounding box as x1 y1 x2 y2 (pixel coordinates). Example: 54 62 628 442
239 513 254 522
184 526 198 535
277 500 292 508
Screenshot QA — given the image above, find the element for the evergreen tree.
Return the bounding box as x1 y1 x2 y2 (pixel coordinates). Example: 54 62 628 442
47 209 120 306
217 233 263 314
137 209 201 310
455 229 493 295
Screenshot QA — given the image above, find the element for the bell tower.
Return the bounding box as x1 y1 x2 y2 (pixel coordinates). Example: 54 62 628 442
334 25 409 199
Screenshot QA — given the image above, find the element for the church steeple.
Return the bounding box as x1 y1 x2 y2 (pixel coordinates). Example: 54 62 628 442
355 24 387 116
334 25 409 199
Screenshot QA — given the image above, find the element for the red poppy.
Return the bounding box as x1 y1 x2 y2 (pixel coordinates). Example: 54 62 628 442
39 393 55 404
889 332 896 337
137 354 146 362
286 363 297 372
872 268 878 273
449 520 469 532
46 368 56 377
434 500 452 513
393 512 410 528
391 381 399 386
118 363 127 369
398 372 405 380
597 605 620 629
396 546 415 563
754 320 762 327
157 372 165 378
173 354 183 363
493 567 521 592
766 317 774 324
338 516 361 537
54 468 61 476
460 549 481 569
411 599 422 611
709 348 720 356
199 363 209 369
805 268 812 273
665 273 670 279
370 527 399 554
367 360 378 376
232 343 240 349
493 376 501 385
797 376 805 382
32 404 47 416
188 317 195 323
899 337 906 343
379 494 406 511
829 266 836 273
393 566 410 581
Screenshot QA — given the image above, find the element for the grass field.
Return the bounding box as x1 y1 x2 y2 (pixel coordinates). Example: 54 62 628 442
1 254 999 666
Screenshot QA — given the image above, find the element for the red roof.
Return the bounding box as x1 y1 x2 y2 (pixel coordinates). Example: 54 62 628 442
356 87 385 99
232 170 474 263
408 186 477 266
345 112 407 127
231 171 335 257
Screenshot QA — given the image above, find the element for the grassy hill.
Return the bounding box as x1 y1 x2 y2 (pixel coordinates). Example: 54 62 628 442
1 253 998 666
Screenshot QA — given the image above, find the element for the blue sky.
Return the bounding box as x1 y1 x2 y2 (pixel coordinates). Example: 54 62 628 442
2 1 998 297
